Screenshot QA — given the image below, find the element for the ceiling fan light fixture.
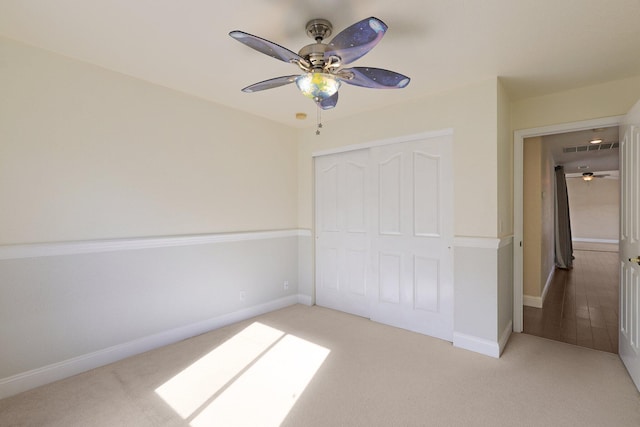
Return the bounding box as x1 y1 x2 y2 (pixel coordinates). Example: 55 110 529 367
295 72 341 101
582 172 594 181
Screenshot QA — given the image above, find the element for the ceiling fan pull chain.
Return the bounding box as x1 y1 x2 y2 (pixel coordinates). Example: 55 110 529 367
316 105 323 135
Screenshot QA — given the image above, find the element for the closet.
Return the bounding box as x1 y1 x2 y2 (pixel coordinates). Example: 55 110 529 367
314 132 454 341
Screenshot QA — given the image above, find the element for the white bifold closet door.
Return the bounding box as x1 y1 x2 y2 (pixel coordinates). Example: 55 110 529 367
315 148 371 318
315 134 453 341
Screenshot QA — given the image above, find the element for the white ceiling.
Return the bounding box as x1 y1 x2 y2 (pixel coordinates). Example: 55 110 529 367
1 1 640 129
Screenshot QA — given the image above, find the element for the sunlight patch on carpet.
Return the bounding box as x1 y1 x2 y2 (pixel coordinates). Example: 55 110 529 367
155 322 330 426
155 322 284 418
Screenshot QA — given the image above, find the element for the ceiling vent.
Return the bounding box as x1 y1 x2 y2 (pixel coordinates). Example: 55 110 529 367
562 142 619 153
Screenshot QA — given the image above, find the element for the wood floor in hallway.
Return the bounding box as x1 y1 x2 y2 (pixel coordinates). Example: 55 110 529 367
523 249 619 353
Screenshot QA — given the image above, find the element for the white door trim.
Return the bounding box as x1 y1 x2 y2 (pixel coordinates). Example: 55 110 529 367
513 115 624 332
312 129 453 158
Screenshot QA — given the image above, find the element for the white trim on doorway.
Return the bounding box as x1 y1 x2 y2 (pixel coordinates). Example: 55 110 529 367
513 115 624 332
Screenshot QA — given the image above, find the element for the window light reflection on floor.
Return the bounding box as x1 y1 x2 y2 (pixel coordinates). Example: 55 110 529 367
155 322 285 418
155 322 330 426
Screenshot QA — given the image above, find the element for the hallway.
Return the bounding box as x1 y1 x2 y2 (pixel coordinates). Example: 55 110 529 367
523 248 619 353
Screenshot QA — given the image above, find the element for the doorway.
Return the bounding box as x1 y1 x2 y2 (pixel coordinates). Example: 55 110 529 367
513 116 624 335
519 128 620 352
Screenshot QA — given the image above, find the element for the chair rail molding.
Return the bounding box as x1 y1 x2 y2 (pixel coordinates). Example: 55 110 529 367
0 229 312 260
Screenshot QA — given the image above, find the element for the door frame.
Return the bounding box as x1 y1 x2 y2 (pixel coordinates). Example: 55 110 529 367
513 115 624 332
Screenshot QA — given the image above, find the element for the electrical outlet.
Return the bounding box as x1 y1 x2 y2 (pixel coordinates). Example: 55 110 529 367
240 291 246 301
283 281 289 290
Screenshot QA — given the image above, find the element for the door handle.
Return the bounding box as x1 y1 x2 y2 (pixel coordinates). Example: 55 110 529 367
630 257 640 264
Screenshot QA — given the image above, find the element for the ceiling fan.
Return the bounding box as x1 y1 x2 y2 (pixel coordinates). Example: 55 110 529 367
566 172 611 181
229 17 410 113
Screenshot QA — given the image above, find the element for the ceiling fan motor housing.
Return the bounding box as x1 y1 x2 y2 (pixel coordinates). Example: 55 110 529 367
298 43 330 70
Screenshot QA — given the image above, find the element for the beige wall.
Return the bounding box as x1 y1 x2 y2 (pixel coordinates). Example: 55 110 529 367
523 138 542 297
0 37 298 245
540 144 555 294
567 177 619 241
512 75 640 131
2 37 506 350
7 32 640 354
497 78 513 237
297 78 500 238
0 38 305 394
523 137 555 298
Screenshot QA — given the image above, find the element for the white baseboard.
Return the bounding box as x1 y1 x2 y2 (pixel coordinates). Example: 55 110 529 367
297 294 313 306
0 295 299 400
572 238 618 244
523 295 542 308
454 321 513 357
523 268 555 308
453 332 500 358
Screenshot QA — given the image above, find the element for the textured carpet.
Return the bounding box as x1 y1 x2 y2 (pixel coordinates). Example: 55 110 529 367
1 304 639 426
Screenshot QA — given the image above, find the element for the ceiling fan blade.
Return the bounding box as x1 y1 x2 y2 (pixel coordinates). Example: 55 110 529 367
229 31 303 64
241 75 299 93
325 17 387 65
339 67 410 89
318 92 339 110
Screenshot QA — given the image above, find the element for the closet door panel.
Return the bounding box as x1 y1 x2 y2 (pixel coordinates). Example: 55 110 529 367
315 150 370 318
369 136 454 341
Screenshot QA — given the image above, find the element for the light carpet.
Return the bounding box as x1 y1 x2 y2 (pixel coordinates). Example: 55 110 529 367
1 304 639 426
